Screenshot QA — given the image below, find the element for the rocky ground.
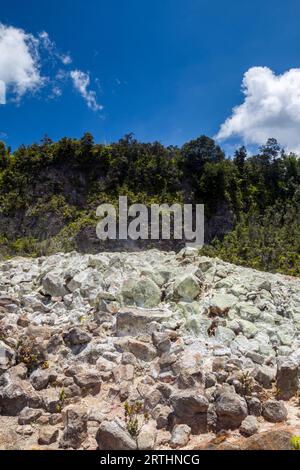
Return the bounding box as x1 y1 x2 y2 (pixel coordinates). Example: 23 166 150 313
0 247 300 450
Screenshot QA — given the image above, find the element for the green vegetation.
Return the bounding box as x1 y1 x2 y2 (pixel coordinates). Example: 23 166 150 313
291 436 300 450
0 133 299 276
124 401 149 439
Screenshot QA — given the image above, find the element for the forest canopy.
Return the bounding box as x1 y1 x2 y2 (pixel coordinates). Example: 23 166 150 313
0 133 299 276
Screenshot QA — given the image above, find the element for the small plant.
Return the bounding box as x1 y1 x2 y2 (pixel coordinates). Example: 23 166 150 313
124 401 149 439
42 360 49 369
240 371 253 396
59 388 66 403
55 388 66 413
16 341 43 374
55 403 62 413
291 436 300 450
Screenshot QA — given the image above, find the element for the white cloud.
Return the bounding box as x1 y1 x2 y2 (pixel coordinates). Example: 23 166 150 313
216 66 300 153
0 23 43 100
39 31 72 65
0 23 101 112
70 70 103 111
0 81 6 104
60 54 72 65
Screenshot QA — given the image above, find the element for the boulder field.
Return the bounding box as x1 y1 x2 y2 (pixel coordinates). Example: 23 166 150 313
0 247 300 450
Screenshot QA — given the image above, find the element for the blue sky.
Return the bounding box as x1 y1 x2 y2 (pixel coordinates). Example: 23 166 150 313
1 0 300 152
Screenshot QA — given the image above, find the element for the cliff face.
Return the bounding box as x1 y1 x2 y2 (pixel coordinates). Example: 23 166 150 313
0 161 233 254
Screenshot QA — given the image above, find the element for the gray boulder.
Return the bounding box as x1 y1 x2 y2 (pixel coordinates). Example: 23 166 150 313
73 370 101 395
251 365 275 389
262 400 287 423
173 274 201 301
215 392 248 430
59 406 88 449
170 424 191 448
170 390 209 419
121 277 161 308
276 358 299 400
239 415 258 437
128 339 157 362
18 407 42 425
63 327 91 346
96 419 137 450
116 308 171 337
42 271 68 297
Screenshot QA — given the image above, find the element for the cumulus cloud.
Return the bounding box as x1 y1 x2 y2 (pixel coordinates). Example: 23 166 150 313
0 23 103 112
0 23 43 100
216 66 300 153
70 70 103 111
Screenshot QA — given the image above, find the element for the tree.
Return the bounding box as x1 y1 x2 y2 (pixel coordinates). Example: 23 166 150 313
259 138 281 160
0 141 9 169
234 146 247 174
182 135 225 174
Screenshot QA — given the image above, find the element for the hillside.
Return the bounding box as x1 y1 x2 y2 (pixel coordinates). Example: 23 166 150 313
0 134 299 276
0 247 300 449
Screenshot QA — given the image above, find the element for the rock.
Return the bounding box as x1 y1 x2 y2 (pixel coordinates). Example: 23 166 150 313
42 271 68 297
205 373 217 389
239 416 258 437
198 257 214 272
160 352 177 369
276 357 299 400
38 428 59 445
277 325 294 346
116 308 171 337
49 413 63 425
128 339 157 362
113 364 135 383
96 419 137 450
59 406 88 449
0 340 15 371
170 424 191 448
73 370 101 395
251 365 275 389
63 327 91 346
241 429 294 450
42 388 63 414
121 352 137 366
152 332 171 353
137 425 156 450
152 405 172 429
173 274 201 301
215 392 248 430
16 424 34 436
237 319 258 339
0 374 42 415
246 396 262 416
170 390 209 419
144 388 162 410
1 250 300 449
262 400 288 423
18 407 42 425
236 303 261 322
121 277 161 308
215 326 235 345
96 357 115 373
208 293 236 316
67 268 102 295
30 369 56 391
